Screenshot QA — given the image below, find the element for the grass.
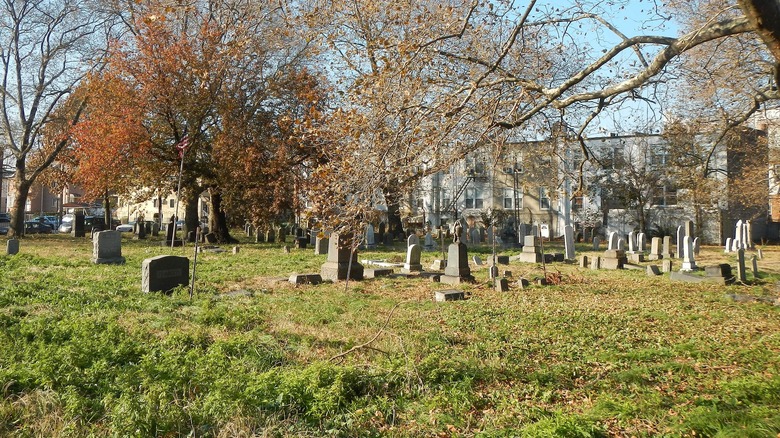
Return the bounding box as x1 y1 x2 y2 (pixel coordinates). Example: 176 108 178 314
1 233 779 436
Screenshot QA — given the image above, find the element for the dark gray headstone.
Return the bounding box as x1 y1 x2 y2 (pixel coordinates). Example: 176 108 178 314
72 213 85 238
320 232 364 281
441 242 474 284
7 238 19 255
142 255 188 293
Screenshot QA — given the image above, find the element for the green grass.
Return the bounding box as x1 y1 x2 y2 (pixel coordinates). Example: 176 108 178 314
1 233 779 436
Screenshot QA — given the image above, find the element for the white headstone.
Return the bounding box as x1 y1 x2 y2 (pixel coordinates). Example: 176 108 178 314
744 220 752 249
608 232 618 250
692 237 700 256
540 223 550 238
637 233 647 252
617 238 625 251
676 226 685 258
734 220 743 250
628 231 637 253
402 244 423 273
724 237 732 253
92 230 125 264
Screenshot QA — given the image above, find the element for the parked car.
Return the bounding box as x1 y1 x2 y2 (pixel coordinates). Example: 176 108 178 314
0 225 8 235
31 216 58 229
0 213 10 223
24 221 53 234
115 222 136 232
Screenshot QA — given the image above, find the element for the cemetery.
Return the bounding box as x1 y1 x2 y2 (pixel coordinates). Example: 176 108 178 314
1 227 779 436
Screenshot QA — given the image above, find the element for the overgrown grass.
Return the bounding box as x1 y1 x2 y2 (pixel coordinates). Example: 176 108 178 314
1 233 779 436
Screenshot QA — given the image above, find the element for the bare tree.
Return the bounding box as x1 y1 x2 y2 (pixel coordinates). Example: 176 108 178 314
0 0 114 236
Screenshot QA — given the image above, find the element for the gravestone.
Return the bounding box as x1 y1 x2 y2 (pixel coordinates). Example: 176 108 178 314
592 236 601 251
233 246 240 254
676 226 685 259
518 223 528 240
539 223 549 238
255 228 264 243
647 265 662 276
617 238 625 251
134 221 146 240
7 238 19 255
472 255 483 266
142 255 188 293
288 274 323 285
578 255 589 268
310 229 318 246
758 248 764 260
648 237 662 260
365 225 376 249
434 289 465 302
265 229 275 243
401 244 423 273
627 231 637 254
662 259 673 273
692 237 700 256
72 213 86 238
734 220 743 250
736 249 747 282
92 231 125 264
383 233 393 246
314 237 329 255
517 235 543 263
590 256 601 270
724 237 732 253
407 234 420 248
494 278 509 292
320 232 364 281
601 249 626 270
637 233 647 253
294 237 307 249
278 227 287 244
662 236 673 259
440 242 475 285
424 232 435 250
364 268 393 279
607 232 618 250
564 224 575 261
470 228 481 244
681 235 697 271
684 220 694 238
430 259 447 270
745 220 753 249
751 255 758 278
705 264 732 281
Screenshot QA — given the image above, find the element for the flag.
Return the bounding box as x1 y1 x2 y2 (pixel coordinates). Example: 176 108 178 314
175 134 190 159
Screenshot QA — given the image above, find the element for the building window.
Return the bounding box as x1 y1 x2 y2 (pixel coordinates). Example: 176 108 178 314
465 187 483 209
652 185 677 207
503 188 523 209
539 187 550 210
169 199 175 208
602 146 623 169
572 195 583 211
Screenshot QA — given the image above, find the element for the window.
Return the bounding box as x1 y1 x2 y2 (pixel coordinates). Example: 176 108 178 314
572 195 584 211
650 150 668 167
652 185 677 207
169 199 175 208
539 187 550 210
503 189 513 209
602 146 623 169
465 157 486 176
465 187 483 209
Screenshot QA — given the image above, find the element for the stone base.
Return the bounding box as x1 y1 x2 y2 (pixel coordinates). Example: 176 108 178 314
681 262 698 272
93 256 126 265
601 257 625 270
629 253 645 263
647 254 662 260
320 261 364 281
288 274 322 285
364 268 393 279
434 289 465 302
440 274 475 285
401 264 423 274
430 260 447 270
516 252 543 263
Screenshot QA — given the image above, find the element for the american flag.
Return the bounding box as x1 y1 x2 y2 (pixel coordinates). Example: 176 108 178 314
175 134 190 159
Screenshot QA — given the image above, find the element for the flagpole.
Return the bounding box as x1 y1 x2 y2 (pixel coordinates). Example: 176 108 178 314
172 151 185 250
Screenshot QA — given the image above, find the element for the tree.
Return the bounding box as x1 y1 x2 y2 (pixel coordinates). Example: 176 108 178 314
69 0 322 242
0 0 114 236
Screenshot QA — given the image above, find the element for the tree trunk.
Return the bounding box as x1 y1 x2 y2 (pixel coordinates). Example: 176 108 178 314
8 160 30 238
207 187 234 243
738 0 780 66
383 186 404 239
182 189 200 238
104 189 112 229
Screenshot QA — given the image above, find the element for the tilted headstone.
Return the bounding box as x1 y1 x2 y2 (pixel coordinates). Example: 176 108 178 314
649 237 662 260
142 255 188 293
92 231 125 264
472 255 483 266
692 237 700 256
564 224 575 261
676 226 685 258
592 236 601 251
407 234 420 248
647 265 662 276
7 238 19 256
320 232 364 281
758 248 764 260
401 244 423 273
681 235 697 271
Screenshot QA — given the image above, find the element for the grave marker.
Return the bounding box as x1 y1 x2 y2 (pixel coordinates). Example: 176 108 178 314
142 255 188 293
92 231 125 264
